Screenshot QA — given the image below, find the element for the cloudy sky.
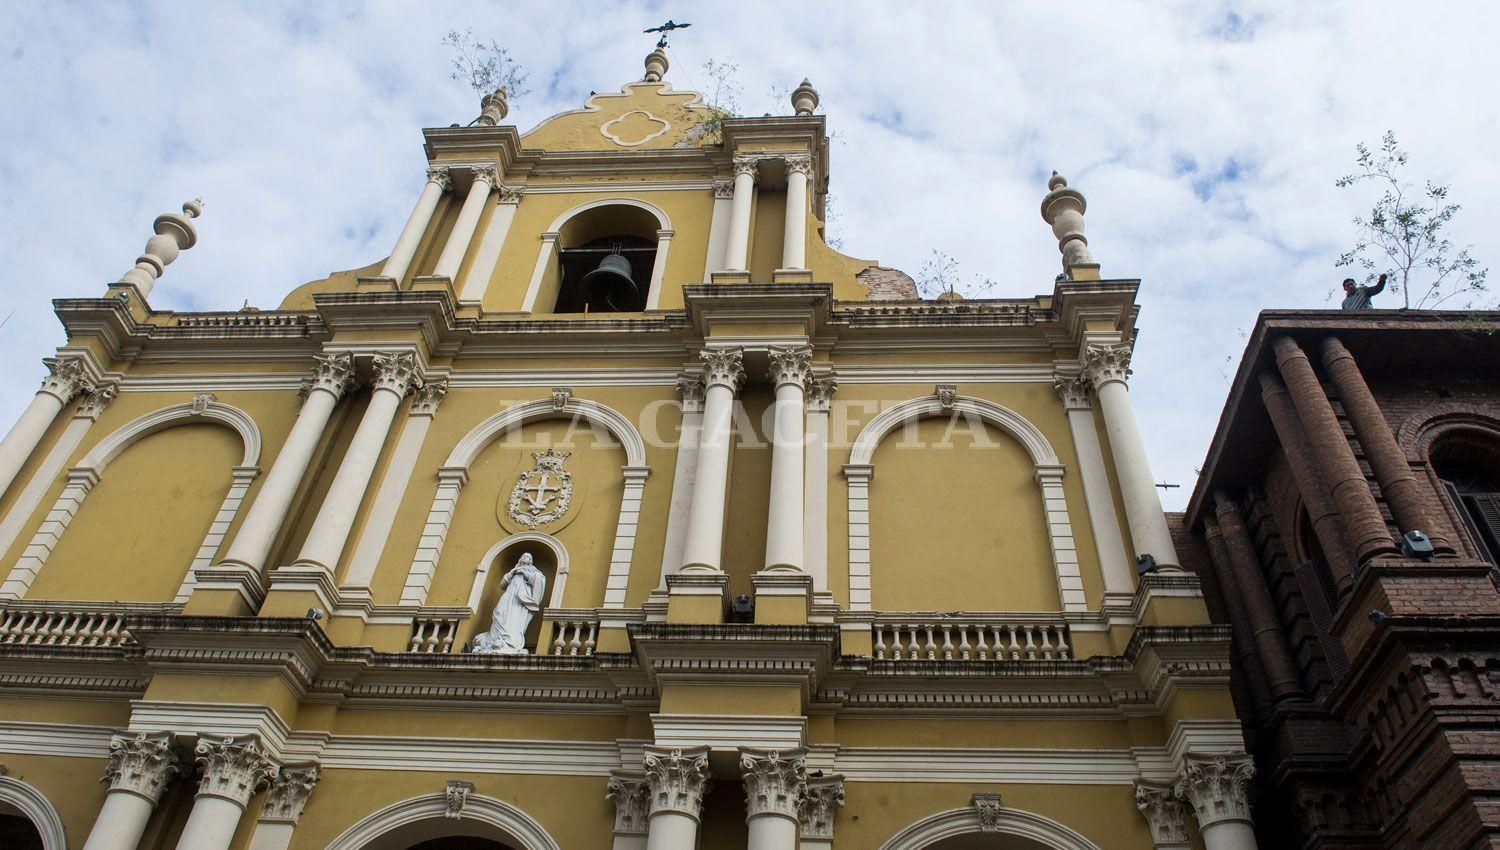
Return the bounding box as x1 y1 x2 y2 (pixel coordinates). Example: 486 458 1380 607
2 1 1496 508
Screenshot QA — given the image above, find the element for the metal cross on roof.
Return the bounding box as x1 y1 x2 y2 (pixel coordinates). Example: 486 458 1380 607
643 19 691 48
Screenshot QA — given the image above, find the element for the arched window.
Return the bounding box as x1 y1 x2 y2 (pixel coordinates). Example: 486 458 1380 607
553 205 660 312
1433 458 1500 564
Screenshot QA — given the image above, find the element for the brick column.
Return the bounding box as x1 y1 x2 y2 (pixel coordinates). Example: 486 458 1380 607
1320 337 1453 555
1202 518 1274 714
1271 336 1397 565
1258 372 1360 592
1213 491 1306 703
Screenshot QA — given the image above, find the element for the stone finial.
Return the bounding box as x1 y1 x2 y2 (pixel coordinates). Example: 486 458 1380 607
477 88 509 126
1040 171 1098 277
644 47 669 82
116 198 204 298
792 78 820 116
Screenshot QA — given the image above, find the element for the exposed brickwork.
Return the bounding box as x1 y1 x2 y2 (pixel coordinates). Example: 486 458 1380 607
855 265 919 300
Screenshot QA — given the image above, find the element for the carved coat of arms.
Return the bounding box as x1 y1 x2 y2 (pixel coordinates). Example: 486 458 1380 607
506 450 573 529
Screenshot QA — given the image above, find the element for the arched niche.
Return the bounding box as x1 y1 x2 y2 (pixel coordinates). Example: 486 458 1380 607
843 393 1087 613
879 804 1102 850
521 198 674 313
0 398 261 602
461 532 569 653
325 791 559 850
0 776 66 850
400 396 648 613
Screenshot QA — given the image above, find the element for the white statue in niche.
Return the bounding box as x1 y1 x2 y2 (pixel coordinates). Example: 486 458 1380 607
470 553 547 655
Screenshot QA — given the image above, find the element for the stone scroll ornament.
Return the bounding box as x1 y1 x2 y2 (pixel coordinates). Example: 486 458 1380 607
505 449 573 529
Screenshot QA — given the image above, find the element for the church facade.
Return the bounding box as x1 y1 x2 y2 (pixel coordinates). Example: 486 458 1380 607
0 48 1253 850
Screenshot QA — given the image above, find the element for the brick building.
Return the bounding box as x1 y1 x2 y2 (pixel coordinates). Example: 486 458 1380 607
1183 310 1500 848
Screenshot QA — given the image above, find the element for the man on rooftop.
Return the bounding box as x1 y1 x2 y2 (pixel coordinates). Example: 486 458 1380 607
1341 272 1387 310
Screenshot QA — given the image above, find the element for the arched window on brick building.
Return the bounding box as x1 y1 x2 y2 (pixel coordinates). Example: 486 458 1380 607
1433 458 1500 565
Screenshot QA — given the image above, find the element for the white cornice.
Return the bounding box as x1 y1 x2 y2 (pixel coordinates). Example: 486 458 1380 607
834 746 1144 784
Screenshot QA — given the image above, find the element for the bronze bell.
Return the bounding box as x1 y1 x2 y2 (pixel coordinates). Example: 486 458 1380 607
579 251 640 311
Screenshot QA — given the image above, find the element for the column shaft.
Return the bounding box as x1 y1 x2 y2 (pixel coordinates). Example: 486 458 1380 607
723 159 757 271
433 169 496 280
1203 519 1274 714
747 814 799 850
175 795 244 850
1200 821 1259 850
81 792 155 850
645 811 699 850
680 350 743 571
380 169 449 283
764 349 809 571
1271 335 1396 563
0 393 66 500
1258 372 1359 591
1320 336 1451 552
780 159 809 270
1214 492 1305 702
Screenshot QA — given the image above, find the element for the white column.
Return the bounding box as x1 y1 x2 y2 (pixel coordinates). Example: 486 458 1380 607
1055 375 1134 603
741 748 804 850
457 185 523 304
803 375 836 592
607 771 651 850
798 774 845 850
780 155 812 271
0 382 113 561
704 180 735 279
216 355 354 579
520 231 562 313
246 762 319 850
644 229 674 310
679 349 744 572
722 156 759 272
764 347 811 572
433 165 498 281
1176 753 1258 850
343 380 447 590
1083 344 1181 571
82 732 179 850
176 736 278 850
643 746 712 850
291 352 419 576
0 356 91 501
380 166 451 283
659 377 705 587
1134 779 1192 850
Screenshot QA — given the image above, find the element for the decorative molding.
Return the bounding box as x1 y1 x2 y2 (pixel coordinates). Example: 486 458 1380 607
1175 751 1255 829
699 347 746 391
193 735 278 806
935 383 957 410
799 773 845 839
262 761 319 824
505 450 573 530
426 166 454 191
77 382 118 419
972 792 1003 831
410 379 449 416
498 184 526 204
39 355 94 403
878 805 1103 850
732 154 760 180
1053 375 1091 411
445 778 475 819
371 351 421 396
550 386 571 411
470 163 500 189
712 178 735 199
767 346 813 391
190 391 216 414
1133 779 1190 848
0 775 66 850
605 770 651 836
676 373 706 412
103 731 180 804
807 374 839 412
600 109 671 147
740 747 805 821
325 791 561 850
1081 344 1133 389
445 396 648 469
784 153 815 176
302 353 357 399
642 745 712 820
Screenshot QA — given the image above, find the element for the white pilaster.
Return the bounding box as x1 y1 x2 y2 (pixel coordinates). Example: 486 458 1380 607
643 746 712 850
607 770 651 850
399 467 469 606
1176 753 1258 850
843 464 874 611
0 466 98 598
679 348 744 573
343 380 447 590
722 157 758 272
457 185 523 305
0 356 92 503
520 231 562 313
803 374 837 593
380 167 451 283
644 229 675 310
798 773 845 850
286 352 419 591
1083 344 1180 571
779 155 812 271
177 466 261 603
176 736 278 850
703 180 735 279
764 347 811 572
659 376 705 588
433 165 499 281
0 382 113 565
1055 375 1134 604
82 732 179 850
741 748 804 850
246 762 319 850
1134 779 1191 850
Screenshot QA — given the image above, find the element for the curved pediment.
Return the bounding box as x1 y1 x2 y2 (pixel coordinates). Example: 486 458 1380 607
521 82 717 152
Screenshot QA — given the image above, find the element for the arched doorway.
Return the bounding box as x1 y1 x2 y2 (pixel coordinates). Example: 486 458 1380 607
927 836 1060 849
0 812 43 850
325 792 561 850
406 838 515 849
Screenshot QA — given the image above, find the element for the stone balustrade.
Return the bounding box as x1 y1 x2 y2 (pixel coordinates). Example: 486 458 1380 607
873 616 1072 661
546 609 599 656
0 605 139 648
407 611 463 653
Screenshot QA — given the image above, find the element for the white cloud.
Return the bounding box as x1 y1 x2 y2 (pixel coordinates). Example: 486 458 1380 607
1 0 1496 509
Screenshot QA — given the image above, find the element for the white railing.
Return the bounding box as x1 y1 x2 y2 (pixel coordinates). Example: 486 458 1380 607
547 610 599 657
0 609 133 648
873 617 1072 661
408 614 462 654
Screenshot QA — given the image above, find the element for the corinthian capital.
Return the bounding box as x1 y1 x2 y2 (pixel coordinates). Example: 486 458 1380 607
605 770 651 836
1053 374 1091 410
411 379 449 416
302 353 356 400
699 347 746 392
39 356 92 403
103 732 180 804
1133 779 1190 848
798 773 845 839
498 184 525 205
740 748 805 821
784 154 814 177
643 746 712 819
767 346 813 391
78 382 119 419
808 373 839 412
426 166 454 191
1175 752 1255 830
371 351 421 397
711 178 736 199
1081 344 1133 389
676 373 707 413
732 155 761 180
192 735 278 806
470 164 500 189
262 762 320 824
